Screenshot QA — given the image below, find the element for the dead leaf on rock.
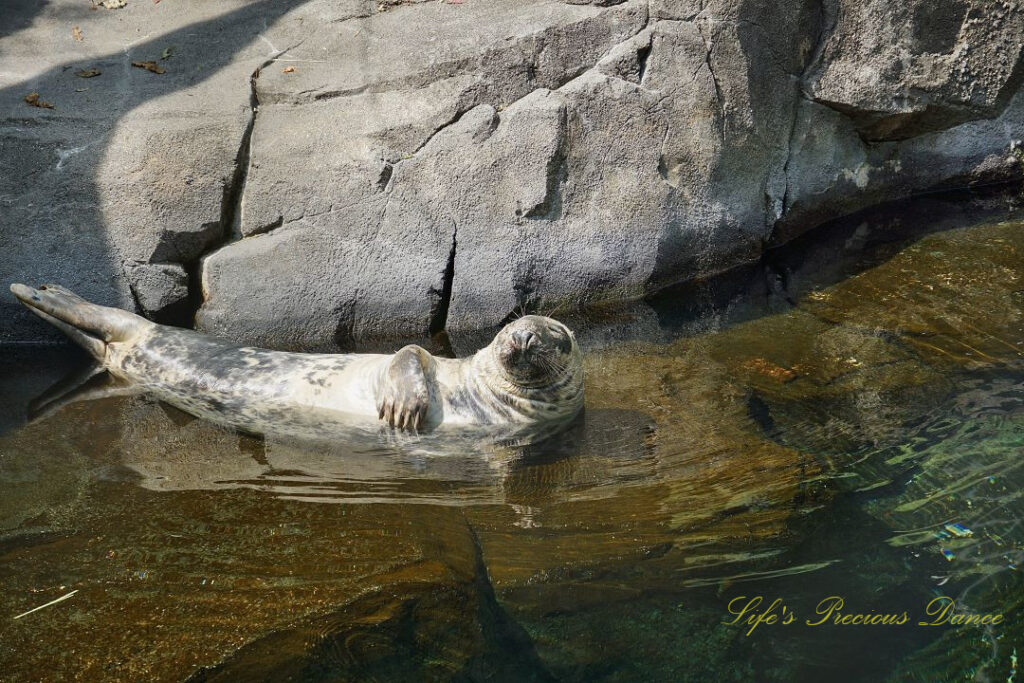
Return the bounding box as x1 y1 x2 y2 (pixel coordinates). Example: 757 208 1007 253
72 26 83 41
24 92 54 109
131 60 165 74
75 68 102 78
282 66 295 73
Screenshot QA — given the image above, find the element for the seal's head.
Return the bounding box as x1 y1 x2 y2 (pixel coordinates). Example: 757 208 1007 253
491 315 581 389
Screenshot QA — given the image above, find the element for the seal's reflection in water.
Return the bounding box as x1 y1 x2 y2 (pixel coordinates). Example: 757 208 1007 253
114 392 654 509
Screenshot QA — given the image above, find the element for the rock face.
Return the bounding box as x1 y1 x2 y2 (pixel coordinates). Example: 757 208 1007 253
1 0 1022 347
806 0 1024 141
124 261 190 322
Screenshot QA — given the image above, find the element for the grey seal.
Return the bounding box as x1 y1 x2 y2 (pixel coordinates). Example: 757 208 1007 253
10 283 584 433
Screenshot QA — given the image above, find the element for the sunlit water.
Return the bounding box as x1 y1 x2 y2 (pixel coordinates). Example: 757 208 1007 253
1 193 1021 681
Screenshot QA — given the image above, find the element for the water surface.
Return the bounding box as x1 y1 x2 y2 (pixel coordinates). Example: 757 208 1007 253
1 194 1021 681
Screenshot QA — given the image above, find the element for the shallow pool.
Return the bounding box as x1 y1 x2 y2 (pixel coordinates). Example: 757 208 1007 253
1 194 1021 681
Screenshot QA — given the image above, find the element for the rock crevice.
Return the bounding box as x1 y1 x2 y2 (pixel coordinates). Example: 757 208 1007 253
189 43 303 321
429 225 458 338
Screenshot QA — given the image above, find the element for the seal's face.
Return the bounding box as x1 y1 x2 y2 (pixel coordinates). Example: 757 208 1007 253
492 315 580 388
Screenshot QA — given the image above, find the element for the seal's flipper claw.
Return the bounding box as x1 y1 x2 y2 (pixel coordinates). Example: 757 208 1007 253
28 366 137 423
375 344 434 431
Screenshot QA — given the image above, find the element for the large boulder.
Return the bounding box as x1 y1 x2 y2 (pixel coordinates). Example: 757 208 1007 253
197 0 822 347
1 0 1022 347
805 0 1024 141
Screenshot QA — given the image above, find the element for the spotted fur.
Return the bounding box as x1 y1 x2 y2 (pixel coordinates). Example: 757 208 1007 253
10 284 584 434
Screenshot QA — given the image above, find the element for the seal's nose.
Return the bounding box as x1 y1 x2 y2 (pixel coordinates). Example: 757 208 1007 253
512 330 536 350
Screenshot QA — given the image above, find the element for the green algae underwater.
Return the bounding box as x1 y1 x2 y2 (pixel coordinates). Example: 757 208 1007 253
0 193 1021 682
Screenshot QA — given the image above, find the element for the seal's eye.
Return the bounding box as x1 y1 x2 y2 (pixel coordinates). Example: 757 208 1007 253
547 326 572 354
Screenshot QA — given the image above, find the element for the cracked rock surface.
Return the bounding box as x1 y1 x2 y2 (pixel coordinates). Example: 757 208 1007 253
805 0 1024 141
1 0 1022 346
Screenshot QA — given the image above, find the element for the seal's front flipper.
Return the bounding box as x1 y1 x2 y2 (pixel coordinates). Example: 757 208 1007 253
376 345 434 431
28 364 138 423
10 283 150 361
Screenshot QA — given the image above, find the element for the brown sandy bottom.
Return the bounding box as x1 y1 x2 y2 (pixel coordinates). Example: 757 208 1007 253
0 217 1021 681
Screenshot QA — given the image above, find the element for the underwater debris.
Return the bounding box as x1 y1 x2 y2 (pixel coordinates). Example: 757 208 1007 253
12 590 79 620
741 357 798 383
944 522 973 538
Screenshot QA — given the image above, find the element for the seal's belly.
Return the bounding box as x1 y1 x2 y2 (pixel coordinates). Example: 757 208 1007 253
107 328 387 430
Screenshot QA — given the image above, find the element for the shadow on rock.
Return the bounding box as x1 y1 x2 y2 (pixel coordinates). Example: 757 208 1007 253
0 0 319 342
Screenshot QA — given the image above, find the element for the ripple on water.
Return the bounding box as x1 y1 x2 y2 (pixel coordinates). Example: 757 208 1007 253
0 215 1021 681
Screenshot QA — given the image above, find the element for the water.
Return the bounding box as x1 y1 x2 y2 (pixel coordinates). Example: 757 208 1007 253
1 193 1021 681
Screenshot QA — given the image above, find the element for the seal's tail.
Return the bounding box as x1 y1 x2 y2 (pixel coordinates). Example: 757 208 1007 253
10 283 149 361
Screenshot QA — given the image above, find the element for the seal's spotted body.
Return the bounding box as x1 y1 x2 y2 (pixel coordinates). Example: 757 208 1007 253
10 283 584 434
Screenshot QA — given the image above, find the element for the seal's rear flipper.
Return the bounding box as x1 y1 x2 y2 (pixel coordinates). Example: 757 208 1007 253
10 283 148 360
28 365 138 423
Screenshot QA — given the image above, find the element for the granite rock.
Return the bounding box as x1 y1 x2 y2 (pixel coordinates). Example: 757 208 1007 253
1 0 1021 346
